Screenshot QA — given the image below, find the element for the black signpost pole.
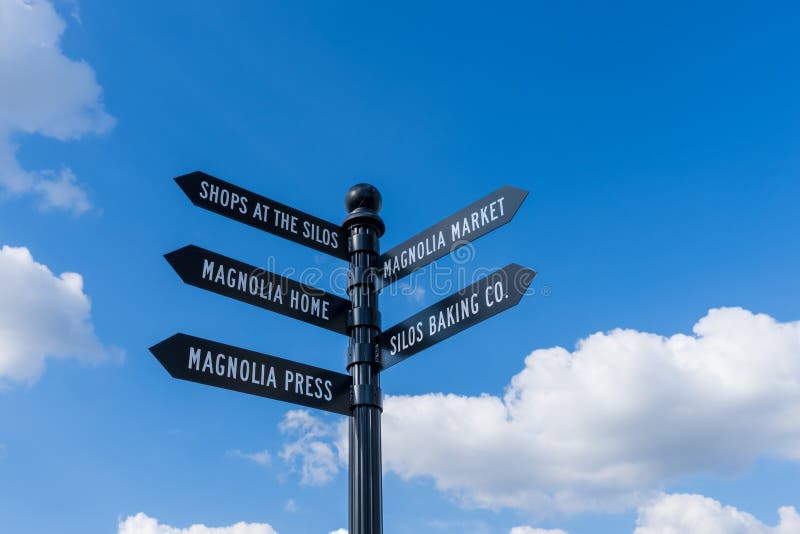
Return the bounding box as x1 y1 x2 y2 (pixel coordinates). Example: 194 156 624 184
157 170 534 532
343 184 385 534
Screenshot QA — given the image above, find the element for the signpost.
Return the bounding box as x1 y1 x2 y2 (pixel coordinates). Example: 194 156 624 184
379 185 527 287
150 333 352 416
152 172 536 534
378 264 536 370
165 244 350 335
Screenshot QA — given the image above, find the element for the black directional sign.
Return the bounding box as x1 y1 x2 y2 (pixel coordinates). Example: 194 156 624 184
379 186 527 287
176 171 349 260
377 264 536 370
150 333 352 415
165 245 350 335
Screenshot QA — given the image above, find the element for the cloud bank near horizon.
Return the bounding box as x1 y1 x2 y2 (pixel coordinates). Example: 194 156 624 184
275 307 800 515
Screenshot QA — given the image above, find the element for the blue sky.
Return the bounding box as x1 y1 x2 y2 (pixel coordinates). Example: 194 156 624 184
1 1 799 533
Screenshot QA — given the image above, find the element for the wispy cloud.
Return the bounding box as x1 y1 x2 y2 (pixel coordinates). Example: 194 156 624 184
427 519 494 534
227 448 271 467
0 0 114 214
284 499 298 513
278 410 345 486
510 527 569 534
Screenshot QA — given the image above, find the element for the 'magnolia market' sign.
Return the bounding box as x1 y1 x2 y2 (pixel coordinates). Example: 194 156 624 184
379 186 527 286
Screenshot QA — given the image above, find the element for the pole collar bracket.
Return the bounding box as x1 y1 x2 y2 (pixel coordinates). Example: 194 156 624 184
347 307 381 331
349 233 379 254
346 342 378 369
350 384 383 411
347 266 378 292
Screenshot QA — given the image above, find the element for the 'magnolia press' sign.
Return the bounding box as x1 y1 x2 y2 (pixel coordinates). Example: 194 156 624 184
150 333 352 415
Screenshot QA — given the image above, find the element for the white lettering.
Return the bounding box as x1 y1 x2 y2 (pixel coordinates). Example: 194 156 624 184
383 231 446 278
202 351 213 373
314 377 323 399
202 259 214 280
188 347 201 370
251 361 260 384
285 370 294 391
239 359 250 382
289 290 329 319
485 280 506 307
252 201 270 222
428 294 480 336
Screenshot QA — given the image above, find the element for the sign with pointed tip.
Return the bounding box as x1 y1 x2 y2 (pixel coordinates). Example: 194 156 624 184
150 333 352 416
175 171 349 260
379 186 528 287
165 245 350 335
377 263 536 370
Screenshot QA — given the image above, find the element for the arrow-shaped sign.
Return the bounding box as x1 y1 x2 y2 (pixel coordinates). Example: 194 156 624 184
379 186 527 287
175 171 349 260
377 264 535 370
150 333 352 416
165 245 350 335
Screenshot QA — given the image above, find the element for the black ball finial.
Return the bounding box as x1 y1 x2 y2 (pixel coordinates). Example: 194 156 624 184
344 183 382 213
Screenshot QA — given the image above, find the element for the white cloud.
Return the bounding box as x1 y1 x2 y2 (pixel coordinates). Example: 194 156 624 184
278 410 344 486
117 513 278 534
273 308 800 514
634 494 800 533
378 307 800 513
425 518 494 533
509 494 800 533
227 449 271 467
0 245 121 384
31 167 91 213
116 496 800 534
283 499 298 513
510 528 568 534
0 0 114 214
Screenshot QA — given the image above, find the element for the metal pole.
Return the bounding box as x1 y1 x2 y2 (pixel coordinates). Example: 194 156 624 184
343 184 384 534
